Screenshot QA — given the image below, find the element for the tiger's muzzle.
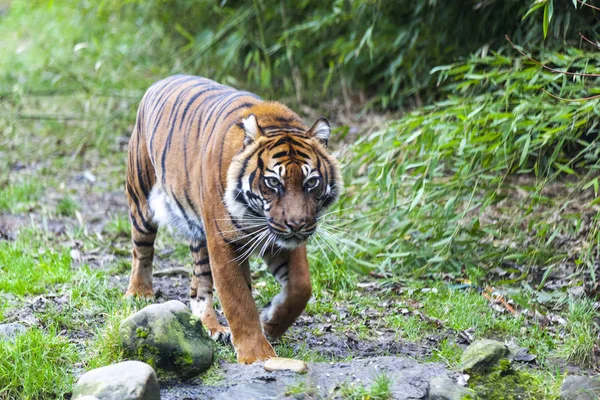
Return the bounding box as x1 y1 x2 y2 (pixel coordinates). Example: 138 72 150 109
268 218 317 246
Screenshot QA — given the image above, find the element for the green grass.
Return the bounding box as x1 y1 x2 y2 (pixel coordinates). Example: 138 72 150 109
55 196 78 217
561 299 599 367
0 327 78 400
103 213 130 238
285 379 318 397
0 180 44 213
336 373 393 400
0 229 72 296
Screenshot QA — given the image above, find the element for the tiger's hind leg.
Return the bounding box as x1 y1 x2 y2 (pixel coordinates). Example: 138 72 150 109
189 240 231 342
125 124 157 299
125 221 157 299
261 246 312 340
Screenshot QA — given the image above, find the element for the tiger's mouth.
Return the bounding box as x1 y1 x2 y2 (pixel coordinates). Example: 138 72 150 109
268 224 317 249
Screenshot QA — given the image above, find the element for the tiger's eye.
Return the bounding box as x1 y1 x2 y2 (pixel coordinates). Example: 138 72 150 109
306 177 319 189
265 177 280 188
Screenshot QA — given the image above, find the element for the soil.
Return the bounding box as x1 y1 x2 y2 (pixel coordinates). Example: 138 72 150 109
160 356 451 400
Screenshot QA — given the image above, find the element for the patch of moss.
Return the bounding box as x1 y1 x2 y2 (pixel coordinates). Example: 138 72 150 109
136 344 160 369
174 351 195 370
201 365 226 386
469 359 544 400
136 327 149 339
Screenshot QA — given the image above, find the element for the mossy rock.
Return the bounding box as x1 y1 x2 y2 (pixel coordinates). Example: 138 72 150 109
119 300 214 381
460 339 508 372
468 359 544 399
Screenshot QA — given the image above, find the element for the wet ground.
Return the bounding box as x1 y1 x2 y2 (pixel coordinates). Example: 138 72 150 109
160 356 451 400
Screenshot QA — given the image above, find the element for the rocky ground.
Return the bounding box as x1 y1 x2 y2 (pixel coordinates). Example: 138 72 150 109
160 357 451 400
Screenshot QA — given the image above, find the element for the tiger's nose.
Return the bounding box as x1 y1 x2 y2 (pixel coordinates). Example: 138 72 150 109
285 219 306 232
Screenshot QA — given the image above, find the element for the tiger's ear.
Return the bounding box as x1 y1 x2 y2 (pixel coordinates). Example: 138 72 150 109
307 117 331 147
242 114 264 146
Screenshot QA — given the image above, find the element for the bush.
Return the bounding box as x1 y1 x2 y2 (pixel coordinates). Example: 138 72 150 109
336 49 600 279
2 0 599 107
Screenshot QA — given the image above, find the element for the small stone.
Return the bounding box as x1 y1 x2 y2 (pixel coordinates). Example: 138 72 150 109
264 357 308 373
0 323 26 342
560 375 600 400
119 300 214 380
428 375 470 400
460 339 508 372
72 360 160 400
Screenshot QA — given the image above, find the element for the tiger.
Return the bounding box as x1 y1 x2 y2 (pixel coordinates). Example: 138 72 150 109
125 74 342 364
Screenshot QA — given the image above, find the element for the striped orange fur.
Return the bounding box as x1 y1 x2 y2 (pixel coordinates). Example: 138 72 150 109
125 75 341 363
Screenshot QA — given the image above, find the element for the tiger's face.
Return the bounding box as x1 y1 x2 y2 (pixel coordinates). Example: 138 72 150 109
225 113 342 249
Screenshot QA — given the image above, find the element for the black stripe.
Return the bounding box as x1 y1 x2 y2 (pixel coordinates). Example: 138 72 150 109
268 136 310 151
261 124 305 132
272 262 288 277
127 184 156 234
133 239 154 247
189 243 204 253
160 83 209 185
148 76 196 156
194 257 210 265
296 150 310 159
193 270 212 277
172 193 199 234
178 84 222 130
275 116 298 124
129 212 157 235
272 151 288 159
279 270 289 280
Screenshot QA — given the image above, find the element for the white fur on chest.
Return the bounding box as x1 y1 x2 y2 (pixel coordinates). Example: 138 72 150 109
148 185 205 241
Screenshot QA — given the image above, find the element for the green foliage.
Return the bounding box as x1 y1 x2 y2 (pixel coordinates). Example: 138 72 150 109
285 379 318 397
0 229 72 296
2 0 598 108
561 298 600 366
341 50 600 280
0 327 78 400
103 213 130 237
55 196 78 216
469 359 545 399
337 373 393 400
0 180 43 213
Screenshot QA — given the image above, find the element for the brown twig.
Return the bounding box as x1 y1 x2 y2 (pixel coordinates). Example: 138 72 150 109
577 0 600 11
484 286 517 315
505 35 600 77
542 88 600 102
579 33 600 50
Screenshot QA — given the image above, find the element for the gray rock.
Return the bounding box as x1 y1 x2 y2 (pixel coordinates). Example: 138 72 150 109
560 375 600 400
0 323 26 341
160 356 450 400
119 300 214 380
428 375 470 400
460 339 508 371
72 360 160 400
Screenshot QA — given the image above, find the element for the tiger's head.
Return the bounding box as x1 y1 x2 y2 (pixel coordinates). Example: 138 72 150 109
225 104 342 249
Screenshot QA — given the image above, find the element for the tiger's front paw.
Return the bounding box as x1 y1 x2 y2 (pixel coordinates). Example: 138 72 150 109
235 336 276 364
125 284 155 300
206 324 232 344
